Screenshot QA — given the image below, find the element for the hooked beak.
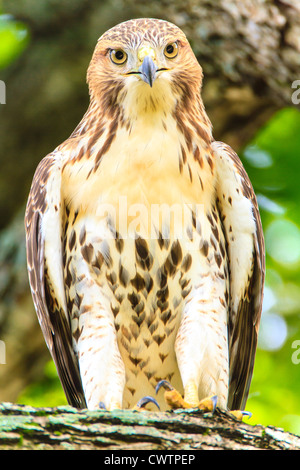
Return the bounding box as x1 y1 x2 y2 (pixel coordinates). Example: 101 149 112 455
138 55 157 88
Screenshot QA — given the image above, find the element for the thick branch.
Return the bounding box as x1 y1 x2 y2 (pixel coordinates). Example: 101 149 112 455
0 403 299 450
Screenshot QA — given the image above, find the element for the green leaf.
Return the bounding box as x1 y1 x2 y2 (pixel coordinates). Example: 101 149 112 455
0 15 30 69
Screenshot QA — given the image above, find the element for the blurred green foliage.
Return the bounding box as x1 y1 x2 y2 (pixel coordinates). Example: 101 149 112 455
0 14 30 69
242 107 300 435
18 361 68 408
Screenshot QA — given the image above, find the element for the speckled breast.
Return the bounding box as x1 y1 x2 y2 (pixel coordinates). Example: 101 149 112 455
63 204 208 409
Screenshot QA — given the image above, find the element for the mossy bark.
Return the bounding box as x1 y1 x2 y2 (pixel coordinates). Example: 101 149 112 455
0 403 300 450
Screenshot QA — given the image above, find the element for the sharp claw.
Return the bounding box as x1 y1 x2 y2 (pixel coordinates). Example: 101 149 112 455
241 410 252 419
211 395 218 413
135 396 160 410
230 409 252 420
198 394 218 413
155 379 174 394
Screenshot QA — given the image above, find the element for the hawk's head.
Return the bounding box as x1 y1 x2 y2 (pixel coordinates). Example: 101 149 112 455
87 18 203 118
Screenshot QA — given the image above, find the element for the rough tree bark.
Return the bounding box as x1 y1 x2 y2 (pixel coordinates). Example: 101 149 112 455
1 403 300 450
0 0 299 441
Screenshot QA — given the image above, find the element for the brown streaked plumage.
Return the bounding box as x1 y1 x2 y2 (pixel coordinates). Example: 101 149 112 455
25 18 264 412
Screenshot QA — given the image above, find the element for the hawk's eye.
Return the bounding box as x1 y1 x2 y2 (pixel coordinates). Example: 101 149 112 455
110 49 127 65
164 42 178 59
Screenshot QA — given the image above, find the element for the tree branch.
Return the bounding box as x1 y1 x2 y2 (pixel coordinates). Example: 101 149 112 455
0 402 299 450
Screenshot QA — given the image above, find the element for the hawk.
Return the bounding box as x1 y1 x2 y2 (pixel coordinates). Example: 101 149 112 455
25 18 264 413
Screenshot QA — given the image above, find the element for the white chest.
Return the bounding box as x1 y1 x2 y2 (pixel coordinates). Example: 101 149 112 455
62 114 223 408
62 113 215 221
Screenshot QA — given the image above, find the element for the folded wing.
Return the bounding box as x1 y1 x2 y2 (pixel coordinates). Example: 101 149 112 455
25 153 86 408
212 141 265 410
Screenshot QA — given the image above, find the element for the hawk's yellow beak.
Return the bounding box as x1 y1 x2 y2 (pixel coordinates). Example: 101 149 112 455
138 46 157 88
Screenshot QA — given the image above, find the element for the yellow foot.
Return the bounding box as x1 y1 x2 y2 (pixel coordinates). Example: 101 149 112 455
229 410 252 420
155 380 217 412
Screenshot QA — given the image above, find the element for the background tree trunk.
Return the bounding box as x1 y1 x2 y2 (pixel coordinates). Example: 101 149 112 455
1 403 300 450
0 0 299 412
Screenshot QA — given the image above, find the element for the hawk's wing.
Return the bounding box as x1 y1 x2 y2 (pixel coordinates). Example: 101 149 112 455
25 153 86 408
212 141 265 411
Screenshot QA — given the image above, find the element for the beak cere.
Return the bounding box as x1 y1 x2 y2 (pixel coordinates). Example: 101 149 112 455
138 56 157 88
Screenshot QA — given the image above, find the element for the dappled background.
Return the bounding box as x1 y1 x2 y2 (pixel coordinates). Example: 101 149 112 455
0 0 300 434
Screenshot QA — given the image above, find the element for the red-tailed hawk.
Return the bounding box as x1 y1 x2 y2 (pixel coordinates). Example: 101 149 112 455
25 18 264 413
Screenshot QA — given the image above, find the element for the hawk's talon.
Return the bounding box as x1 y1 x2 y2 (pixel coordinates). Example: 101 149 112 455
133 395 160 411
155 379 174 394
156 379 218 412
155 379 185 409
198 395 218 413
230 410 252 420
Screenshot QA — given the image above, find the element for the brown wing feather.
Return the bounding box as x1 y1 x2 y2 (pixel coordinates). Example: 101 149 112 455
25 155 86 409
228 166 264 410
213 142 265 411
